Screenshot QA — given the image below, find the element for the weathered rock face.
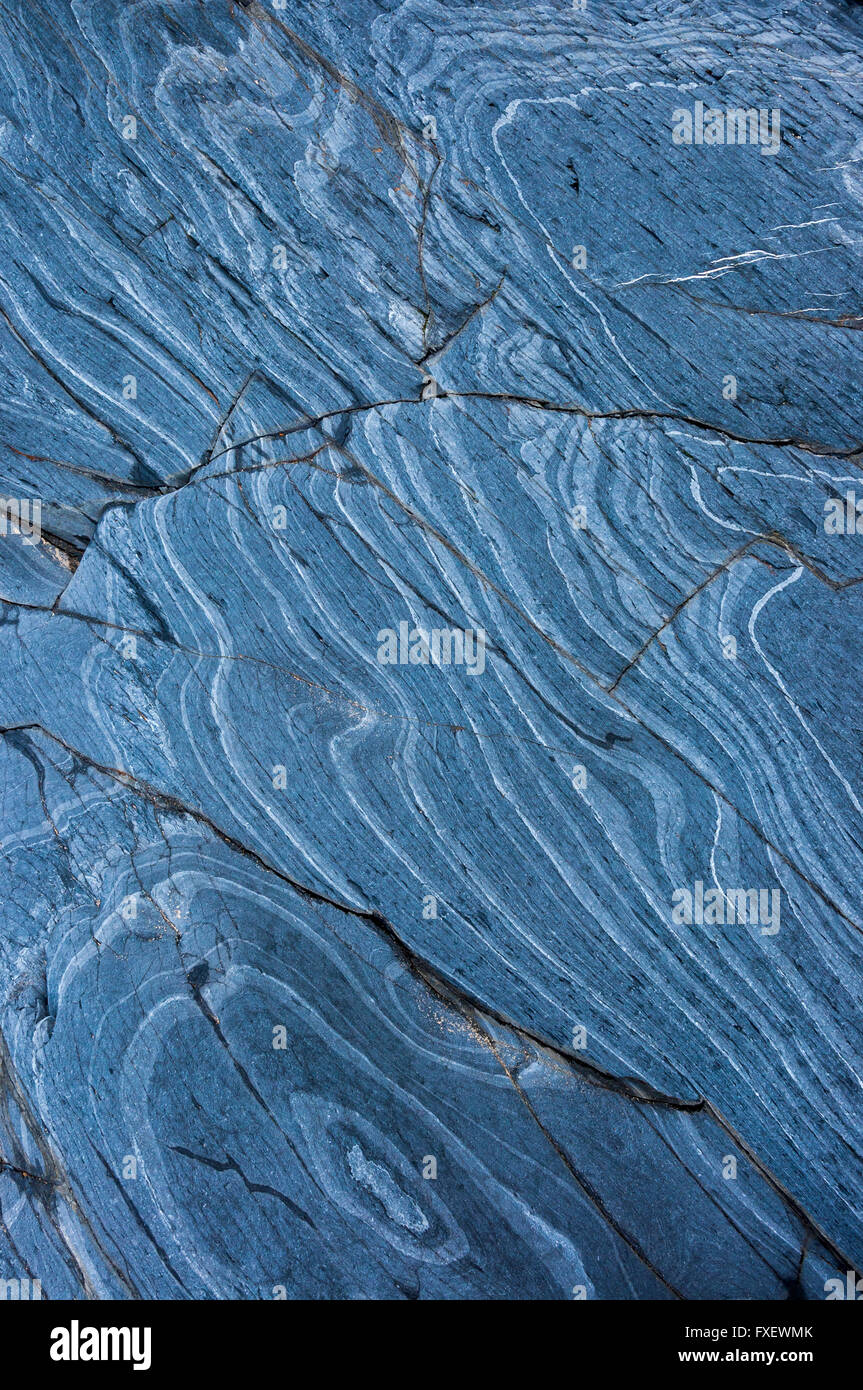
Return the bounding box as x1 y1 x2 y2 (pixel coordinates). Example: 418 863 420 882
0 0 860 1300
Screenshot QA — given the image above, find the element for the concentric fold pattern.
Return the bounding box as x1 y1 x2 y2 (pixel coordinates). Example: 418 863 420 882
0 0 861 1299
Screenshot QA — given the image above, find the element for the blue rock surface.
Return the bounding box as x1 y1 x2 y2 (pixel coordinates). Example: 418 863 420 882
0 0 861 1299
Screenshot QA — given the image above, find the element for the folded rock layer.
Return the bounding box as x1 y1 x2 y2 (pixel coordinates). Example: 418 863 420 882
0 0 861 1299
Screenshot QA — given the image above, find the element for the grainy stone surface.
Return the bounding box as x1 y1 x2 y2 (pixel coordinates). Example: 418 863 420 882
0 0 861 1299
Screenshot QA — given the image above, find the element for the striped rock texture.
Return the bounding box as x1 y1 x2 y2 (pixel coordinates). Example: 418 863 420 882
0 0 861 1299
